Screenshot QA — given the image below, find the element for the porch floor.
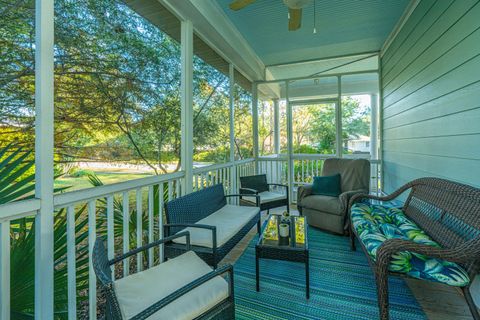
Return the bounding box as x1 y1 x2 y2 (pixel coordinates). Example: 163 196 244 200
221 207 474 320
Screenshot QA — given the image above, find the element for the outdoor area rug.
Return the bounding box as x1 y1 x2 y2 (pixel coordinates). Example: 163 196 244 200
233 227 427 320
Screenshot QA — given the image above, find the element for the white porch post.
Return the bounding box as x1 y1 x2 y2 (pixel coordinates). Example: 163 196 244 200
34 0 55 318
336 76 343 157
370 94 379 159
252 83 259 173
286 81 294 204
229 64 237 196
181 20 194 195
273 98 280 155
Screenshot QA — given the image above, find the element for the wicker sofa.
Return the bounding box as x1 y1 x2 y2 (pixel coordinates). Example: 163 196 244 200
349 177 480 320
164 184 261 268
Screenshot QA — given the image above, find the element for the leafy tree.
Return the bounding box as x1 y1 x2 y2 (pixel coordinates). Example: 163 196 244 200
1 0 245 175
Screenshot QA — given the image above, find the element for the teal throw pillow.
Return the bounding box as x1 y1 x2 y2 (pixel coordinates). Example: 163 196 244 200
312 174 341 197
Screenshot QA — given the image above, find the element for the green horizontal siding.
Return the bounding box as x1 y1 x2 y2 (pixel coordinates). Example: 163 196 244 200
381 0 480 195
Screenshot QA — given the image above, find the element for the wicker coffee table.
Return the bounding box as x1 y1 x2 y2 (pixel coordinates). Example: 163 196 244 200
255 214 309 299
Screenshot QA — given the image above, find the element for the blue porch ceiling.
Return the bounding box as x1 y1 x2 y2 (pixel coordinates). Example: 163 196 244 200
215 0 410 66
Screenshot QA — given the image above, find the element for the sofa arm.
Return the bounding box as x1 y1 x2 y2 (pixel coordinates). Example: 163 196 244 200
163 223 217 253
340 189 368 212
226 194 260 207
297 184 313 210
109 231 191 265
239 187 258 195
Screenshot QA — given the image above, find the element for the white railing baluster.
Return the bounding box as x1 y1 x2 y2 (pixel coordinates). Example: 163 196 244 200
194 174 198 191
106 196 114 276
301 160 305 182
206 171 211 187
148 186 154 268
136 188 143 272
0 221 10 320
168 181 173 201
122 191 129 277
67 206 76 320
175 179 180 198
222 168 226 187
158 183 165 262
88 200 97 320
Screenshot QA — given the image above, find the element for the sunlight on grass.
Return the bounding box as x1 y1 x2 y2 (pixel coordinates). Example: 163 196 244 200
55 172 153 192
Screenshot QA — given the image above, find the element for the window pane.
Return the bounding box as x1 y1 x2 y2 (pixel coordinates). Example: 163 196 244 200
258 99 274 156
341 73 378 157
342 95 371 156
292 103 336 154
193 56 230 166
0 0 35 200
257 82 286 156
53 0 181 191
234 84 253 160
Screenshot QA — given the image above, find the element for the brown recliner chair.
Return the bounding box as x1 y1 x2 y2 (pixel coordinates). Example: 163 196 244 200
297 158 370 234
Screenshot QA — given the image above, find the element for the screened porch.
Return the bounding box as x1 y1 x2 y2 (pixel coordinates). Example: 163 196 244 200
1 0 479 319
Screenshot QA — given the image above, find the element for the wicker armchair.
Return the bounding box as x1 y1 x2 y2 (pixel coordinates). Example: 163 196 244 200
348 177 480 320
92 232 235 320
164 184 261 269
239 174 289 214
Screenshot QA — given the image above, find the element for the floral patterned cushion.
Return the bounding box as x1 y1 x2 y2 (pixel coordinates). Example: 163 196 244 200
351 203 470 287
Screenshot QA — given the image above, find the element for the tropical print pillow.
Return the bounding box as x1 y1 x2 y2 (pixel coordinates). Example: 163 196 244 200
351 203 470 287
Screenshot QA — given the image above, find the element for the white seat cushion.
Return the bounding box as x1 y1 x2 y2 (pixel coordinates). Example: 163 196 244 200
114 251 229 320
243 191 286 204
172 204 260 248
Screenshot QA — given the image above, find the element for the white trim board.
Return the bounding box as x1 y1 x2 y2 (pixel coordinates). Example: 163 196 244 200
381 0 421 57
160 0 265 82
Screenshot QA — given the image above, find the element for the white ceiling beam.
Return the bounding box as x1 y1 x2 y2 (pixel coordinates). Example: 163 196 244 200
160 0 265 82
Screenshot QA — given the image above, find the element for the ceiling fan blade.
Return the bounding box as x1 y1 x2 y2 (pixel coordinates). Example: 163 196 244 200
229 0 256 11
288 8 302 31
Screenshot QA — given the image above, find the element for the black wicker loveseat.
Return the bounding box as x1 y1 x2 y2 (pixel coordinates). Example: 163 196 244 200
348 177 480 320
93 232 235 320
164 183 261 268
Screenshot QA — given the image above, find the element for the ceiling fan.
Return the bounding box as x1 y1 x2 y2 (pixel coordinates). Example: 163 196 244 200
229 0 313 31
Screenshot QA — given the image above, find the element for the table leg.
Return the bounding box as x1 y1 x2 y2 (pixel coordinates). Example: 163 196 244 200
256 251 260 292
306 252 310 299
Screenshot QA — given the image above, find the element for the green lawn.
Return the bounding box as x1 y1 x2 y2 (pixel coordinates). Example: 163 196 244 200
55 172 153 192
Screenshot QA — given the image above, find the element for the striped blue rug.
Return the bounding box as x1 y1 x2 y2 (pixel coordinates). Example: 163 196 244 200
233 227 426 320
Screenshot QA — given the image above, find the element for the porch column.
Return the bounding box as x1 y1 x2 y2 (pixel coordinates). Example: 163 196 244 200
370 94 379 159
336 76 343 157
35 0 55 318
285 81 294 204
229 64 237 197
252 83 259 173
181 20 194 194
273 98 280 155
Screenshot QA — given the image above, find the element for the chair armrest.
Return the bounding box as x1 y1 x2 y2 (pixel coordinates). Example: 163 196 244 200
348 181 417 210
226 194 260 207
267 183 288 188
239 187 258 195
109 231 191 265
131 264 234 320
297 185 313 213
163 223 217 252
339 189 368 211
